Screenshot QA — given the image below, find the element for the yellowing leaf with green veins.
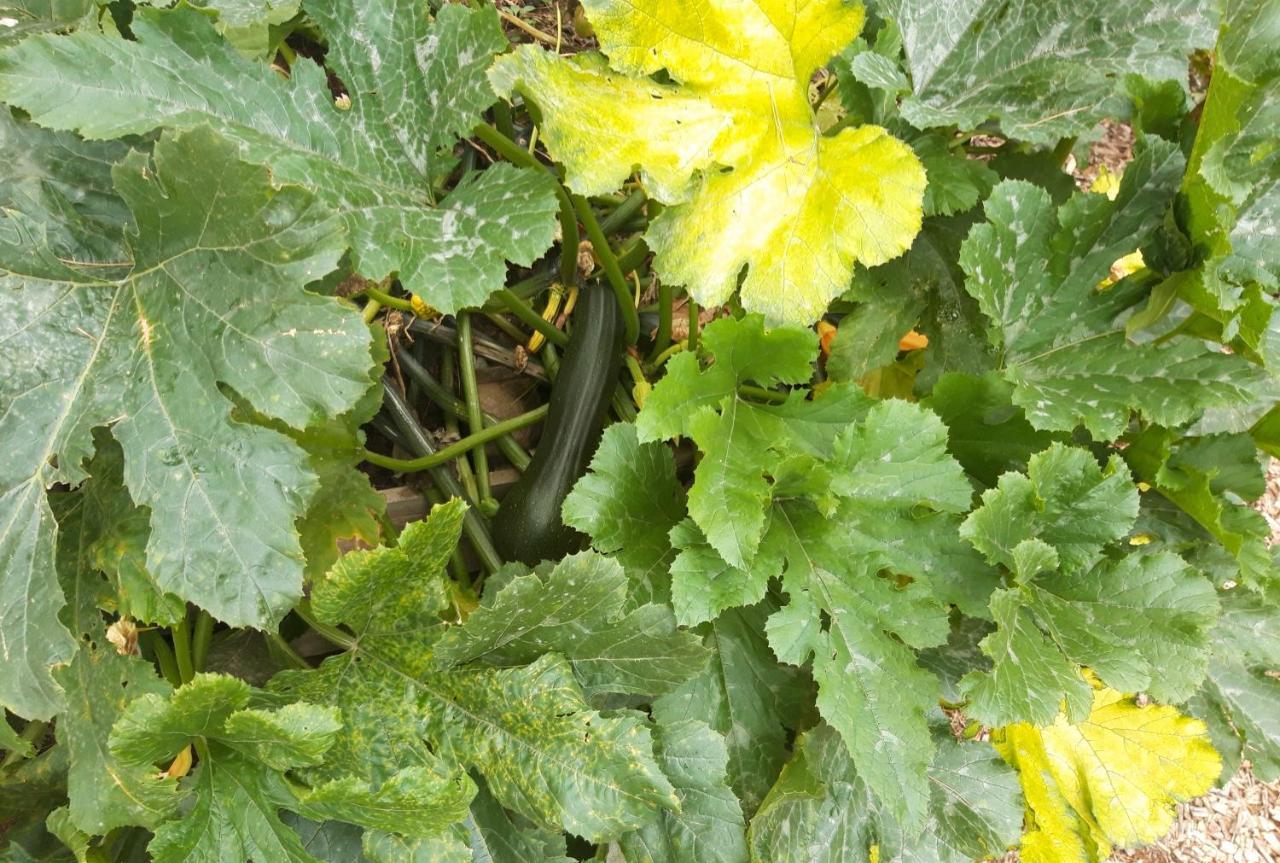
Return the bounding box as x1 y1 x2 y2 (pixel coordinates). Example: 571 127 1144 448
996 681 1220 863
490 0 926 325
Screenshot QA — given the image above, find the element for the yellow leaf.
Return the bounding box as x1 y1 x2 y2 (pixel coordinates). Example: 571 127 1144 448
491 0 925 326
996 681 1220 863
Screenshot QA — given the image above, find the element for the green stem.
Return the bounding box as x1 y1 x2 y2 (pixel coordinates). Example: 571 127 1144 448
740 384 788 404
266 632 310 670
625 354 648 393
171 616 195 685
484 311 527 344
649 340 686 371
364 286 415 313
449 549 471 584
652 281 673 359
687 298 700 353
440 350 480 503
557 190 582 288
573 195 640 344
381 382 505 574
492 99 515 141
497 289 569 347
495 271 555 304
364 405 548 472
1 720 47 769
397 351 531 470
612 384 638 422
457 314 493 507
362 298 382 324
295 600 357 650
144 630 181 688
474 124 580 287
541 341 560 382
599 188 647 235
191 611 214 674
615 238 648 276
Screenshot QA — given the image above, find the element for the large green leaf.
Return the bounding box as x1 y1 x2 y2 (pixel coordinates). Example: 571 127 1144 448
638 318 861 570
433 551 708 702
961 138 1261 440
960 445 1219 725
1178 0 1280 347
1124 428 1272 587
616 719 748 863
747 722 1022 863
51 435 185 626
753 403 973 830
0 1 558 310
178 0 300 58
922 372 1056 487
461 778 574 863
637 316 998 829
0 107 129 256
0 0 98 47
562 422 686 605
881 0 1214 144
0 126 373 718
109 674 344 863
844 215 995 393
652 604 811 819
1188 585 1280 781
271 500 679 843
50 469 176 837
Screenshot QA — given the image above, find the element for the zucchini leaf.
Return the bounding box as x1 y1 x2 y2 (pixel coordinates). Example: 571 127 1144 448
616 719 748 863
0 1 559 310
271 500 680 844
491 0 926 325
562 422 687 607
109 674 351 863
0 126 374 719
996 680 1220 863
881 0 1215 144
961 137 1262 440
432 551 709 703
631 315 995 831
1187 582 1280 782
959 444 1219 724
652 604 811 819
747 721 1023 863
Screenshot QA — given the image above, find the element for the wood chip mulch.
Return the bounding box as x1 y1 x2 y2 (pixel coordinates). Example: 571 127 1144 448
1110 765 1280 863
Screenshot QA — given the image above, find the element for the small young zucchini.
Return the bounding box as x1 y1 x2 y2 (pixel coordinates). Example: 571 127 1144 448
494 282 625 565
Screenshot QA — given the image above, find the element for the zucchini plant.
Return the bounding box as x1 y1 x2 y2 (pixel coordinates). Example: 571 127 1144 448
0 0 1276 861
